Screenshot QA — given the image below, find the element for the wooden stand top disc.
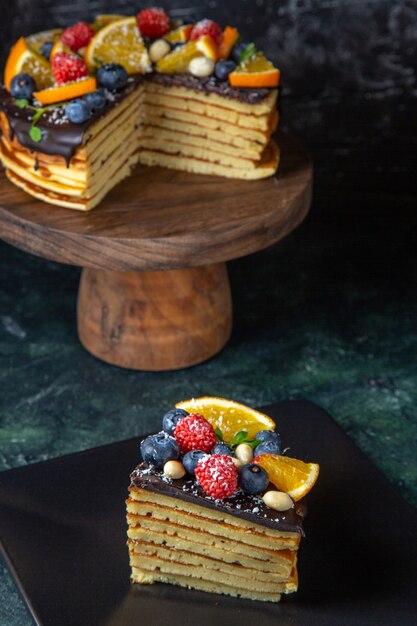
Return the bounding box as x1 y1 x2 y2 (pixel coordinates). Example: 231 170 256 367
0 133 312 272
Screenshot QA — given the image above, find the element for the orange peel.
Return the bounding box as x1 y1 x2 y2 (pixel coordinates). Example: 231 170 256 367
33 76 97 105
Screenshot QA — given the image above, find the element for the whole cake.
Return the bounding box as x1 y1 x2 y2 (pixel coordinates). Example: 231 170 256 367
0 9 281 211
126 397 319 602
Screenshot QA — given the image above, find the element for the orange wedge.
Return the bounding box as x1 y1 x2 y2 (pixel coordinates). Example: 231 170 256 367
157 35 218 73
218 26 239 60
254 453 320 501
229 51 280 88
91 14 125 32
164 24 193 44
50 39 73 60
4 36 54 91
84 16 151 74
175 397 275 443
34 76 97 105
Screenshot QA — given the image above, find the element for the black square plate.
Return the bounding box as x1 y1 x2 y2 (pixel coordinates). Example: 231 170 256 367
1 400 416 626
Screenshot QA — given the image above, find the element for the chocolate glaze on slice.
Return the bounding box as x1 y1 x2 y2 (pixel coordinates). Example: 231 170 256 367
131 462 305 536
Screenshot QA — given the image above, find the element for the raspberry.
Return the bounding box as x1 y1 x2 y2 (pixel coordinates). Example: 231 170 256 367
137 8 170 39
61 21 94 52
52 52 89 85
195 454 238 499
174 413 216 454
190 19 223 46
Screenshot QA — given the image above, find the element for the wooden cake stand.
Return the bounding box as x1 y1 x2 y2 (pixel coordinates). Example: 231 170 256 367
0 133 312 371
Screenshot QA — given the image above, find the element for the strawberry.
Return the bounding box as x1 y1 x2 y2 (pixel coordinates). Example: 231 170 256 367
173 413 216 454
61 21 94 52
190 19 223 46
137 8 170 39
52 52 89 85
195 454 238 499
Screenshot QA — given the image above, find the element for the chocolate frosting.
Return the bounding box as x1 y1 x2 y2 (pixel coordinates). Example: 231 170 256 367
131 462 305 536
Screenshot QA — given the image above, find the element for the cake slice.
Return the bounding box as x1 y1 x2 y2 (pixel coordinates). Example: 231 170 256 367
127 397 319 602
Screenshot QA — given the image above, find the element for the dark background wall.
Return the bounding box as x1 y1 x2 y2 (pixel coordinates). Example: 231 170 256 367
1 0 416 194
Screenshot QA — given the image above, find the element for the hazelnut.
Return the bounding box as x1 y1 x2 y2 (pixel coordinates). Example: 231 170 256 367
188 56 215 77
235 443 253 464
262 490 293 512
163 460 186 479
231 457 243 471
149 39 171 63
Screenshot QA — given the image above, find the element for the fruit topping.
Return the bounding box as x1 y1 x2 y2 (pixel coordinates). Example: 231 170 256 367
50 39 74 61
174 413 216 454
39 41 54 61
211 442 233 456
96 63 128 91
51 51 89 85
262 490 293 512
156 36 217 73
65 99 91 123
254 454 319 502
183 450 206 476
254 438 281 456
164 24 193 44
91 14 125 31
4 36 53 91
190 19 222 46
61 21 94 52
255 429 282 446
85 16 151 74
175 397 275 444
234 442 253 464
214 59 236 81
229 51 280 88
33 76 97 105
239 463 269 495
83 89 106 111
162 408 189 435
140 431 180 469
195 454 238 499
149 39 171 63
188 56 214 77
10 73 37 100
218 26 239 60
137 7 171 39
163 460 186 479
231 41 250 64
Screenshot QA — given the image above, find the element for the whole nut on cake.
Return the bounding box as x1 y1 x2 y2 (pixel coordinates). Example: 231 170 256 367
263 490 293 512
235 443 253 464
149 39 171 62
163 460 186 479
188 56 215 77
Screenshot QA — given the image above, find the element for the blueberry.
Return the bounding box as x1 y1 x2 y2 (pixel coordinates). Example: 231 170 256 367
65 99 91 124
162 408 189 435
10 73 36 100
211 442 233 456
214 60 236 81
231 42 250 64
140 431 180 468
255 439 281 456
83 89 106 111
255 430 281 447
239 463 269 495
183 450 206 475
96 63 128 91
39 41 54 61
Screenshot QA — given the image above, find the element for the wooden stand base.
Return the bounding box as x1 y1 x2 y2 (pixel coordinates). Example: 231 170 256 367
77 263 232 371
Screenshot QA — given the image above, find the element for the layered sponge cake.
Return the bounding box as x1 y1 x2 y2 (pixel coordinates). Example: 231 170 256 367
0 10 281 211
127 397 319 602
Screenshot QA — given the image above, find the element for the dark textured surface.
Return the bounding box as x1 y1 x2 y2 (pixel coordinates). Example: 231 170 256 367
1 0 417 624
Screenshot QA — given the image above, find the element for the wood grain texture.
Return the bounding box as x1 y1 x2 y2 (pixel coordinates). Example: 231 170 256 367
77 264 232 371
0 133 312 272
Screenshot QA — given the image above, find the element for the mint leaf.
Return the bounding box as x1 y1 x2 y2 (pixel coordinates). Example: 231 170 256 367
230 430 248 447
240 43 256 64
29 126 42 142
246 439 261 450
14 99 29 109
214 427 223 441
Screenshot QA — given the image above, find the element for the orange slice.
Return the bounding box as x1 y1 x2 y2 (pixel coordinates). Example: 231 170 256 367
91 14 125 32
26 29 63 52
33 76 97 105
229 51 280 88
218 26 239 60
254 453 320 501
50 39 73 60
157 35 218 73
175 397 275 443
84 16 151 74
164 24 193 44
4 37 54 91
